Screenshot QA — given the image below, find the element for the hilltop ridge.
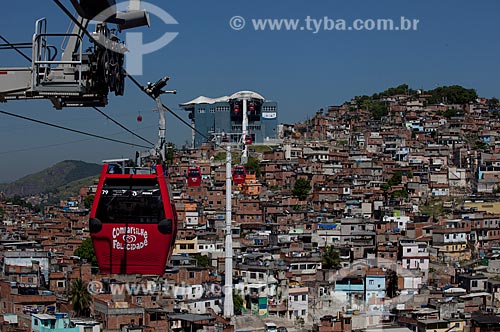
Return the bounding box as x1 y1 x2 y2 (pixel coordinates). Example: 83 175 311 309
0 160 101 197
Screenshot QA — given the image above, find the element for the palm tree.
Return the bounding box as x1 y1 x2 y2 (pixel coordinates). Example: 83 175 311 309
69 278 91 317
322 246 341 269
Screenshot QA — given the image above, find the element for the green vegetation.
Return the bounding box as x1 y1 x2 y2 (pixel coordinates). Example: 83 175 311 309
250 145 273 153
292 178 311 200
165 142 177 165
336 139 348 146
420 198 444 217
83 195 94 209
372 84 418 99
213 152 241 164
354 96 388 120
474 140 488 151
425 85 478 105
488 97 499 109
349 84 477 122
0 160 101 198
69 278 91 317
192 254 210 267
392 190 409 199
268 184 279 191
245 156 261 177
233 290 245 313
381 171 402 191
322 246 341 269
74 238 98 266
386 270 399 298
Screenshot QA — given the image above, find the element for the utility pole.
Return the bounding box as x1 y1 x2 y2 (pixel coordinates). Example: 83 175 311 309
241 99 249 164
224 144 234 317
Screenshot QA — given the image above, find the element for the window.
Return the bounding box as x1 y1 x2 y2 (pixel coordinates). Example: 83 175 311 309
294 295 298 301
57 281 65 288
189 272 195 278
302 295 306 301
198 109 205 114
137 297 142 304
301 309 306 316
369 280 374 285
472 280 478 287
406 248 411 253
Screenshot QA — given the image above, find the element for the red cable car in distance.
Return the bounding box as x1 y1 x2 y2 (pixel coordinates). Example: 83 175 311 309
232 165 247 185
187 166 202 187
244 134 253 145
89 163 178 275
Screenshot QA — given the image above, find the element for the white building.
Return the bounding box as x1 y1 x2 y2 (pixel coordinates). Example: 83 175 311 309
383 215 410 231
288 287 309 322
399 241 429 272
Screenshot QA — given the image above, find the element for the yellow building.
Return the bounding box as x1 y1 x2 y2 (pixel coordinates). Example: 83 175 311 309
241 174 263 196
173 237 198 255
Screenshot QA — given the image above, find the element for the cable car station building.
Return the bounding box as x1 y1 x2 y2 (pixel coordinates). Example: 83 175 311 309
180 91 278 148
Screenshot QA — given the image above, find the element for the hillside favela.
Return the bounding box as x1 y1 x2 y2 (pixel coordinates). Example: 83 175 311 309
4 83 500 332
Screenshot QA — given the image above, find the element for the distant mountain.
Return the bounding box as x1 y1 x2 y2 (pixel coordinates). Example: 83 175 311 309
0 160 102 197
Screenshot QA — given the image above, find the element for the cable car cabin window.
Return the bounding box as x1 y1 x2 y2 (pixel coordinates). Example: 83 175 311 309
188 170 201 177
96 178 165 224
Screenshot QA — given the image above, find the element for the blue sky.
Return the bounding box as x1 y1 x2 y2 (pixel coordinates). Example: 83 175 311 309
0 0 499 182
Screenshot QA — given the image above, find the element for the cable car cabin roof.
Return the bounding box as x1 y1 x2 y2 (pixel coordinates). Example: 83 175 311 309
105 165 160 175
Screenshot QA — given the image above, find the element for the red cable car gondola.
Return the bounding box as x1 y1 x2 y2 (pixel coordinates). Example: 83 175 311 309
244 134 253 145
232 165 246 185
89 163 177 275
187 166 202 187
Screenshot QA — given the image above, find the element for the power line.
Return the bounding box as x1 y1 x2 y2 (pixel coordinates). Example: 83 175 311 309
91 106 155 146
52 0 233 153
0 109 152 149
0 34 31 63
125 72 230 151
0 124 157 156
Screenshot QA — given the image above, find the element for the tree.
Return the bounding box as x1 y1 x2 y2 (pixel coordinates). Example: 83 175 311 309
165 142 177 165
488 97 499 109
426 85 477 105
233 290 244 314
386 270 398 298
245 156 261 177
74 238 97 266
292 178 311 200
193 254 210 267
69 278 91 317
322 246 341 269
83 195 94 209
381 171 403 192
